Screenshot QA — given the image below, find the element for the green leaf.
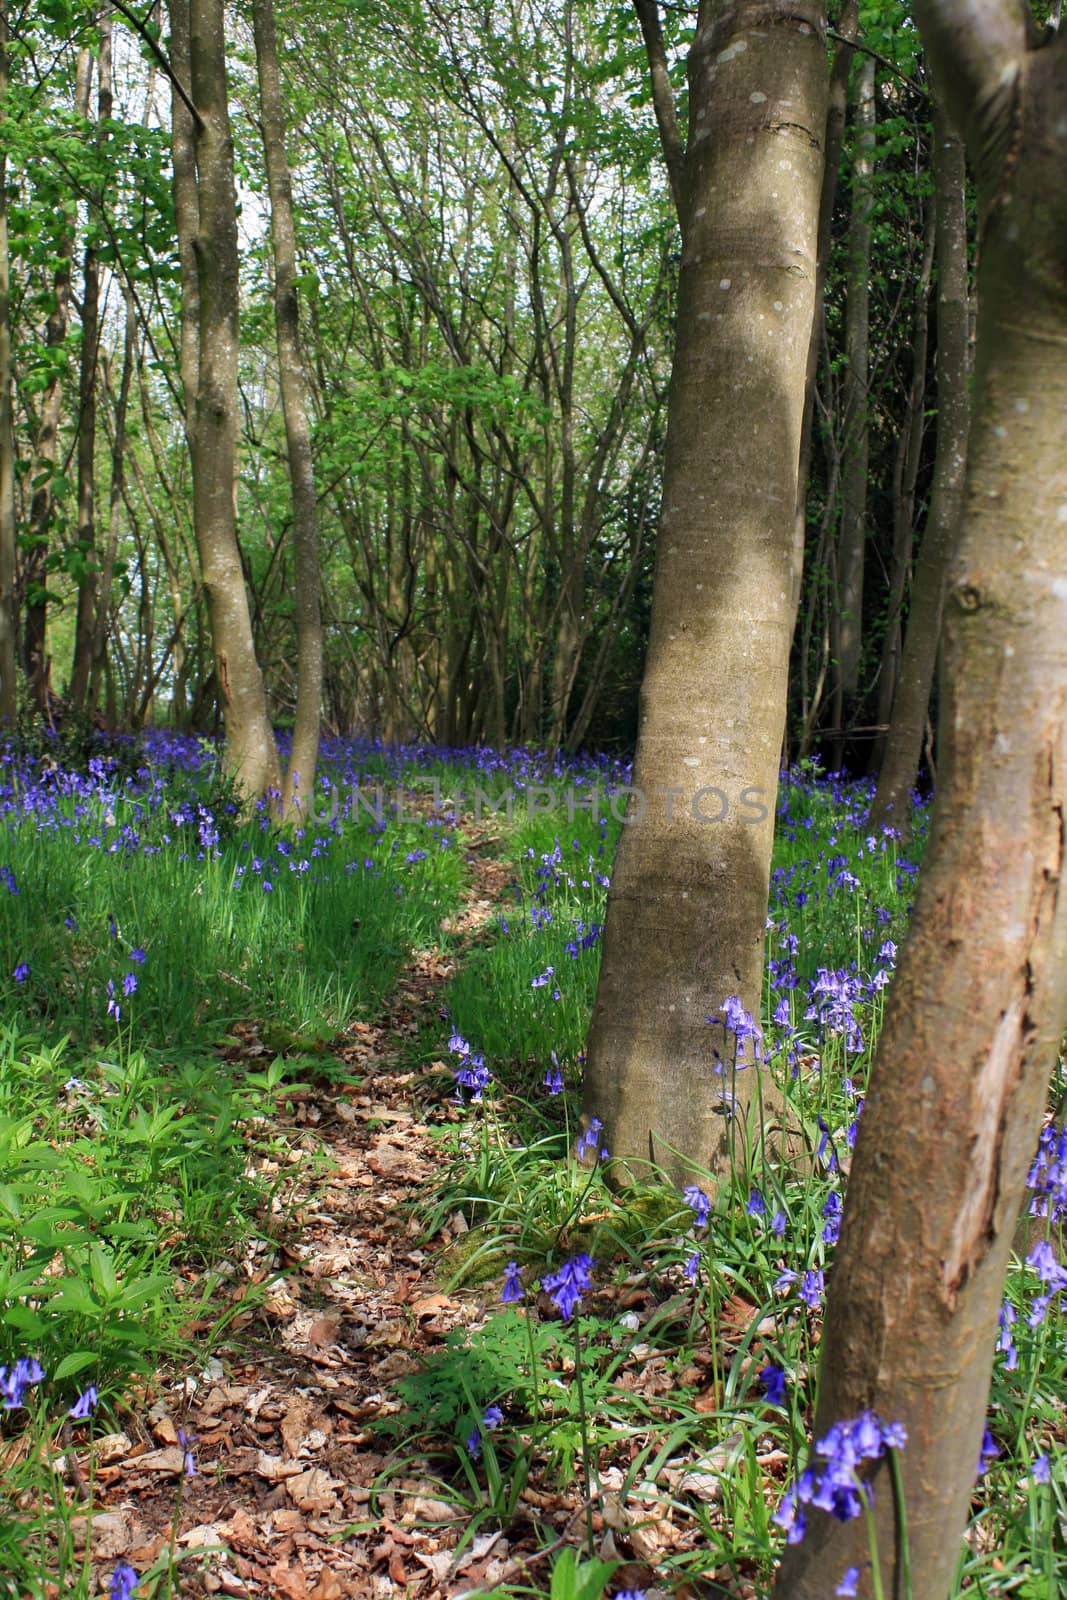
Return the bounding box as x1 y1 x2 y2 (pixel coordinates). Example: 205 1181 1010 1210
52 1350 99 1381
549 1549 619 1600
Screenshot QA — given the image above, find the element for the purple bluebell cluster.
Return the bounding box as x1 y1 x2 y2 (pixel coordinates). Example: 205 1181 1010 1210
1027 1123 1067 1224
774 1410 906 1545
465 1403 505 1459
576 1116 606 1162
541 1253 595 1321
684 1185 711 1229
110 1562 138 1600
448 1029 491 1101
0 1356 44 1409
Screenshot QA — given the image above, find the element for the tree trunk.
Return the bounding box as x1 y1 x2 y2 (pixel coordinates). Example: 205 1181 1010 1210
868 100 969 833
169 0 199 435
23 47 91 712
69 14 113 712
252 0 323 820
868 200 936 775
89 285 135 713
0 0 17 721
182 0 280 797
832 51 875 746
775 14 1067 1599
793 0 857 628
583 0 828 1185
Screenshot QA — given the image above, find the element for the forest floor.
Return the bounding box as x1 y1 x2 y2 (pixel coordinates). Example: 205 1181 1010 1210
58 834 667 1600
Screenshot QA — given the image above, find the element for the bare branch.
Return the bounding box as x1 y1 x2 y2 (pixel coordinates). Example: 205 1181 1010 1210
632 0 687 227
108 0 202 130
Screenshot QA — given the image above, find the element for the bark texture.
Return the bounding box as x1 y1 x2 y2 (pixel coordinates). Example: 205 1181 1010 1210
868 100 969 833
184 0 280 797
775 13 1067 1599
584 0 828 1184
252 0 323 819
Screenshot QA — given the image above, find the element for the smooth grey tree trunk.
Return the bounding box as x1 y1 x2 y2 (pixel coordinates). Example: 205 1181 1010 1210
179 0 280 798
252 0 323 821
583 0 828 1184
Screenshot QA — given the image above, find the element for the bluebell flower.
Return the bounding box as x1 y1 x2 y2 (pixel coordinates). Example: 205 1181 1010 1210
1032 1453 1051 1484
13 961 29 983
544 1066 563 1095
747 1188 766 1217
178 1427 198 1476
482 1405 504 1430
0 1356 44 1409
110 1563 138 1600
997 1302 1018 1370
575 1117 603 1161
684 1252 700 1283
775 1412 905 1545
129 948 146 964
822 1191 843 1245
614 1591 648 1600
771 1209 787 1239
800 1269 824 1311
684 1185 711 1229
541 1253 594 1321
836 1567 861 1596
759 1363 787 1406
69 1385 98 1421
122 972 138 998
977 1427 1000 1476
502 1262 524 1303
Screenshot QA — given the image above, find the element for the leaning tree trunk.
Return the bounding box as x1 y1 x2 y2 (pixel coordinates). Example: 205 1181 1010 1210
583 0 828 1185
867 99 969 836
184 0 280 798
252 0 323 821
0 0 17 721
775 13 1067 1600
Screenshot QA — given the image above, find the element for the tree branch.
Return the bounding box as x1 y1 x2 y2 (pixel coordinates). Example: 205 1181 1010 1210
632 0 687 227
827 27 925 96
108 0 202 130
